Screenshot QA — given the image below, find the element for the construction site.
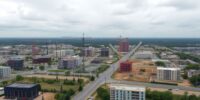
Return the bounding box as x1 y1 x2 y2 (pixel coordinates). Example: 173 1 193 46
114 59 157 82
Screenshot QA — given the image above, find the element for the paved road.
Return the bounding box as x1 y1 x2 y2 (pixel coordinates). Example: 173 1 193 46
73 42 142 100
108 79 200 92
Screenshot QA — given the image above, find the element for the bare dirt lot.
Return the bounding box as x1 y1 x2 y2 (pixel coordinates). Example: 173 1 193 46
35 92 55 100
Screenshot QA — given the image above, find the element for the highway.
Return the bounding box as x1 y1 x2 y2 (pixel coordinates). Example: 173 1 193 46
73 42 142 100
108 79 200 92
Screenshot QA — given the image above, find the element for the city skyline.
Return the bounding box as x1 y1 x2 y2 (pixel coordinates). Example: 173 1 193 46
0 0 200 38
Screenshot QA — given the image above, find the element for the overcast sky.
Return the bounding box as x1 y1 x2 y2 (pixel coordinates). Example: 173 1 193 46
0 0 200 38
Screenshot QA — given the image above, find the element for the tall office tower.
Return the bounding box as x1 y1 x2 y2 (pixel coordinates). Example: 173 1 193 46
110 84 145 100
157 67 181 81
118 38 129 52
100 47 109 57
7 56 24 70
32 44 40 56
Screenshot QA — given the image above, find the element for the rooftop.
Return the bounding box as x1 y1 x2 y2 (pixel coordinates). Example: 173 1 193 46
110 84 145 92
6 83 37 88
157 67 180 70
0 66 10 69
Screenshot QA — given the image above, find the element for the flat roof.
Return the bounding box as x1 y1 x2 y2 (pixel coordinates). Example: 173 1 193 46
0 66 10 69
6 83 37 88
157 67 180 70
110 84 145 92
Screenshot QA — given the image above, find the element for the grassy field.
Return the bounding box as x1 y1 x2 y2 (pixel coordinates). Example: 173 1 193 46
1 76 88 93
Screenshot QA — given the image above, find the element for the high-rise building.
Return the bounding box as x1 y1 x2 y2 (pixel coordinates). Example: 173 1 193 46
81 47 95 57
101 47 109 57
157 67 181 81
58 56 82 69
0 66 11 79
7 56 24 70
110 84 145 100
120 61 132 72
118 38 129 52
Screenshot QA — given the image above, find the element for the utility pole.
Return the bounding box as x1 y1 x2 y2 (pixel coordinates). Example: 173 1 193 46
82 33 85 72
46 41 48 55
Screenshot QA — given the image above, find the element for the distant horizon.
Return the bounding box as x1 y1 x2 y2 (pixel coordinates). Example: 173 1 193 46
0 37 200 39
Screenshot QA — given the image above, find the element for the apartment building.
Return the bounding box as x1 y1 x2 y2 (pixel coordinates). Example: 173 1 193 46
0 66 11 79
157 67 181 81
110 84 145 100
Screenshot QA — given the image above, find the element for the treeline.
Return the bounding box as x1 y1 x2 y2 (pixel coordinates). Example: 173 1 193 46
146 89 200 100
182 64 200 86
176 52 200 63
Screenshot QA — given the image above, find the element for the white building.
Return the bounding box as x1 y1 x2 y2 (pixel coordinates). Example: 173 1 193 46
134 51 154 59
0 66 11 79
110 84 145 100
58 55 82 69
157 67 181 81
53 49 75 57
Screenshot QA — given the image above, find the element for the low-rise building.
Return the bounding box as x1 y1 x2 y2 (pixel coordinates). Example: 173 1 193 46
0 66 11 79
53 49 75 57
32 55 51 64
110 84 145 100
157 67 181 81
187 70 200 78
134 51 154 59
4 83 41 100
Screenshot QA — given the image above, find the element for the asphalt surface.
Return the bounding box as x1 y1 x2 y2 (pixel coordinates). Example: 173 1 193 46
72 42 142 100
108 79 200 92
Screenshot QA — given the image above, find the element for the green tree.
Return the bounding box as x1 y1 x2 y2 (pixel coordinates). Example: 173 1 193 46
155 61 166 67
39 65 45 70
16 75 24 81
97 87 110 100
78 85 83 91
90 76 95 81
188 95 198 100
2 81 8 86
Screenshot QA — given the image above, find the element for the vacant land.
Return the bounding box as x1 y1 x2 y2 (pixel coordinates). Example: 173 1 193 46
35 92 56 100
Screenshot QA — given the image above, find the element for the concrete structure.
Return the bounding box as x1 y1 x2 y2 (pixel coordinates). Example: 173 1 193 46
32 55 51 64
187 70 200 78
53 49 74 57
157 67 181 81
7 56 24 70
0 87 4 95
110 84 145 100
120 61 132 72
0 66 11 79
134 51 154 59
101 47 109 57
4 83 41 100
59 56 82 69
82 47 95 57
118 38 129 52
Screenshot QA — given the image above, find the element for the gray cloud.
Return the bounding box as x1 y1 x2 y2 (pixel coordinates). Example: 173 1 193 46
0 0 200 38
